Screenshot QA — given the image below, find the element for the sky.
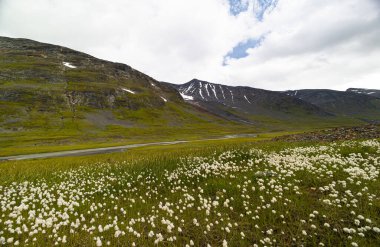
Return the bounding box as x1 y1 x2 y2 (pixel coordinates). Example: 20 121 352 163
0 0 379 90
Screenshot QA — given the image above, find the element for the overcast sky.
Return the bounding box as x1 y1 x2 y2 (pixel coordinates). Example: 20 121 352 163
0 0 379 90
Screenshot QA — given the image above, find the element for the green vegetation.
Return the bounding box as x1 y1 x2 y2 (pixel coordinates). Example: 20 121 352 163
0 138 379 246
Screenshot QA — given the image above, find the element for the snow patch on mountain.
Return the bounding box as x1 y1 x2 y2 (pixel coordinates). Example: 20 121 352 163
244 95 252 104
121 88 136 94
63 62 76 69
180 93 194 101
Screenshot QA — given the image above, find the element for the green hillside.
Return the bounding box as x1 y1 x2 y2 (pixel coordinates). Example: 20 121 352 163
0 37 369 156
0 37 254 154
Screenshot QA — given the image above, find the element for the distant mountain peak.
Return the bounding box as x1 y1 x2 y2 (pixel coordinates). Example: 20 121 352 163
347 88 380 98
284 89 380 116
165 79 331 124
178 79 235 103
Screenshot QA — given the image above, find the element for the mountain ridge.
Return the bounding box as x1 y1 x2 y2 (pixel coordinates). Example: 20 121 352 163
165 79 380 125
1 36 380 154
1 36 257 154
164 79 331 125
283 89 380 118
346 88 380 98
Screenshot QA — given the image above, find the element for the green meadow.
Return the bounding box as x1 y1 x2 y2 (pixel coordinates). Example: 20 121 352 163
0 138 379 246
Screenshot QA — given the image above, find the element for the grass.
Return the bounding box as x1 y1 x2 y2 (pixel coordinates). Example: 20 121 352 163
0 105 366 158
0 125 255 156
0 138 379 246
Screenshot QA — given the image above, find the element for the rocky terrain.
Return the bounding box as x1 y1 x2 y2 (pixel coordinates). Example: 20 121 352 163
167 79 380 125
272 124 380 142
173 79 327 114
284 89 380 118
347 88 380 98
166 79 330 124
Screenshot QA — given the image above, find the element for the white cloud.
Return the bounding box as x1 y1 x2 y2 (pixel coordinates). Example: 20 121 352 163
221 0 380 90
0 0 379 90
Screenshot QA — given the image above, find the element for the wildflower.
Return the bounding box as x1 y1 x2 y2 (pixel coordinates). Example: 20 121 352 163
96 237 102 247
222 239 228 247
115 230 122 238
193 218 199 226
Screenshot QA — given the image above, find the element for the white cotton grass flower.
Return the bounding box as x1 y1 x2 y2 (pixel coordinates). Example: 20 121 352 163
222 239 228 247
0 139 379 246
96 237 102 247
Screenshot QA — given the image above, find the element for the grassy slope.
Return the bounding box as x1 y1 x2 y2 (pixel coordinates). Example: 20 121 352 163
0 38 255 155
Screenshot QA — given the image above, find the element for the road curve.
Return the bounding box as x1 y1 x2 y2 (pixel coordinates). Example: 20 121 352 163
0 134 257 161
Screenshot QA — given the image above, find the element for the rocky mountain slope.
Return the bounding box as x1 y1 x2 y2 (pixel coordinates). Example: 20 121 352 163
167 79 330 124
1 36 379 152
0 36 181 111
284 89 380 119
347 88 380 98
0 37 250 150
272 124 380 142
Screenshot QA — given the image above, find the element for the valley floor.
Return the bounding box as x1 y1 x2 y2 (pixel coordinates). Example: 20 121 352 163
0 134 258 161
0 138 379 246
0 116 367 157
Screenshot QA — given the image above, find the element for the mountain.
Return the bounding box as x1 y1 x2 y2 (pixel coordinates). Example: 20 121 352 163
166 79 330 124
0 37 250 153
1 36 378 155
284 89 380 119
347 88 380 98
0 36 182 110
